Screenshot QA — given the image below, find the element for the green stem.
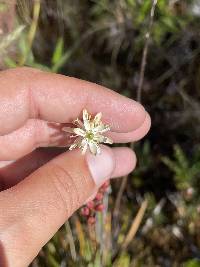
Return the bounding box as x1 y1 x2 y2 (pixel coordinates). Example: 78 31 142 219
19 0 40 66
65 220 77 261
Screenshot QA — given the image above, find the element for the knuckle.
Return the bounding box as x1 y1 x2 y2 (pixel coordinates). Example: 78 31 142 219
49 163 81 216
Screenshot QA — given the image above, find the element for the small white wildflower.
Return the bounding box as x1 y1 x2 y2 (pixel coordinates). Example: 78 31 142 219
62 109 113 155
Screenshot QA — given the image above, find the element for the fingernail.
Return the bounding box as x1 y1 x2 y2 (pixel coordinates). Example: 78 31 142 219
86 147 115 186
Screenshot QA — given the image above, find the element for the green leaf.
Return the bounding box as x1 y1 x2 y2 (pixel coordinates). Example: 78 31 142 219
113 253 130 267
47 254 60 267
137 0 151 24
174 145 188 169
4 57 17 68
0 25 25 54
26 62 52 72
52 37 64 65
51 49 73 73
183 259 200 267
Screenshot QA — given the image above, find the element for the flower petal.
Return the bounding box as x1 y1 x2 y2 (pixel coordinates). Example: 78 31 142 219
69 143 78 150
96 144 101 154
74 118 84 128
103 136 113 144
94 134 113 144
93 112 102 125
73 128 86 137
89 142 98 155
83 109 91 131
93 134 103 143
62 127 75 134
80 138 87 146
83 109 89 121
81 143 88 154
69 137 82 150
94 124 110 133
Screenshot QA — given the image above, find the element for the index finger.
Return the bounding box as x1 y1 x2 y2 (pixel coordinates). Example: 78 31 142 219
0 67 146 135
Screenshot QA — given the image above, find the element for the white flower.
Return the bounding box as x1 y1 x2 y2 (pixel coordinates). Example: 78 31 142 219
62 109 113 155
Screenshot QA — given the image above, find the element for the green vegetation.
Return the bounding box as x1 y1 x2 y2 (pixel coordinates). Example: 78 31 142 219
1 0 200 266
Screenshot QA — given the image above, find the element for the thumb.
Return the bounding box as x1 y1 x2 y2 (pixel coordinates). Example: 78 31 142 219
0 146 115 267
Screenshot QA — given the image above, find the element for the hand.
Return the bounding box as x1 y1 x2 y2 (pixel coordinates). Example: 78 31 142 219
0 67 151 267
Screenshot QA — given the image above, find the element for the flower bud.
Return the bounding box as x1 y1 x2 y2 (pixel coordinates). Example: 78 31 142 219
95 192 103 201
81 207 90 216
87 201 95 209
88 216 96 225
95 204 104 212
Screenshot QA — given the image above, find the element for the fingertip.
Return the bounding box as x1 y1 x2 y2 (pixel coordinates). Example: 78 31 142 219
128 111 151 142
107 98 147 133
86 145 137 184
107 111 151 143
131 101 147 131
86 145 115 186
111 147 137 178
130 111 151 140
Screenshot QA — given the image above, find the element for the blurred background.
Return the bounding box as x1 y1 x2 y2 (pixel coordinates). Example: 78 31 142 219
1 0 200 266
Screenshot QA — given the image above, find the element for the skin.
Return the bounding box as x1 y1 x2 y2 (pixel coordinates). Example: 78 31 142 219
0 67 151 267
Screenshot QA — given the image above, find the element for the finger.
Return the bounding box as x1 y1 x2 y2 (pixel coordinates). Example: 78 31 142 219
0 148 64 190
0 112 150 161
0 67 146 135
111 147 136 177
0 146 136 190
0 146 135 266
0 119 71 160
108 112 151 143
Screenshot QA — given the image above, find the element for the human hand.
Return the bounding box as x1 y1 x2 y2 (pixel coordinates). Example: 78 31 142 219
0 67 151 267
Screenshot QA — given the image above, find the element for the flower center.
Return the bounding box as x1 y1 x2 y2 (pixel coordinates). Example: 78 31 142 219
86 131 94 140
